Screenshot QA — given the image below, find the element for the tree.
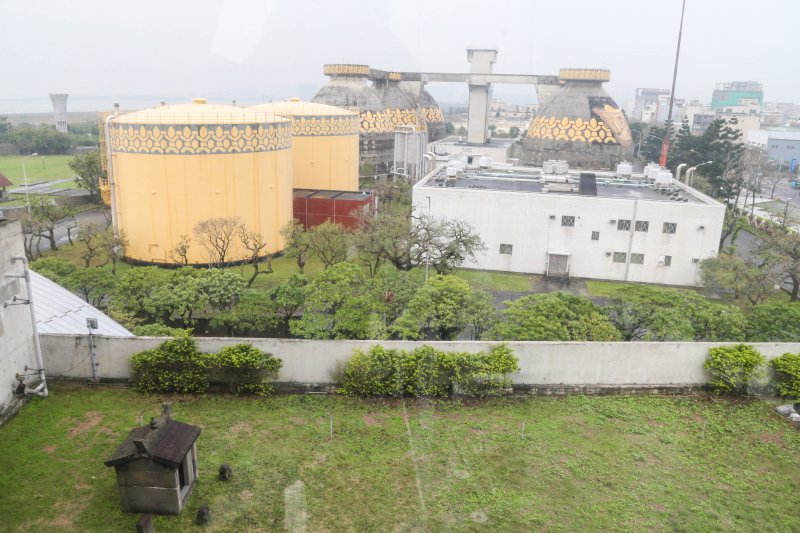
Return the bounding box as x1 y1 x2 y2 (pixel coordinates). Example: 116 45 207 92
29 196 74 251
19 214 44 260
268 274 307 329
7 124 70 154
466 289 497 340
65 267 117 308
700 253 776 305
97 228 129 275
290 262 373 339
148 267 244 327
445 122 455 135
280 219 312 273
193 216 242 266
605 286 745 341
210 289 280 336
169 235 191 265
108 267 168 324
745 303 800 341
490 292 620 341
238 225 270 287
366 264 422 336
307 220 349 269
68 150 103 198
30 256 77 285
509 126 520 139
760 230 800 300
393 275 473 340
76 223 104 267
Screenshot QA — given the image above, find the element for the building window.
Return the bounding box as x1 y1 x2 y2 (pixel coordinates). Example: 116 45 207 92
499 243 513 255
561 215 575 227
663 222 677 234
617 219 631 231
612 252 627 263
591 231 600 241
630 253 645 264
635 221 649 232
659 255 672 267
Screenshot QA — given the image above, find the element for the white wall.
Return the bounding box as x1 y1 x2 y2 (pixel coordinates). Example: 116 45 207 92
412 181 725 286
40 334 800 389
0 221 37 421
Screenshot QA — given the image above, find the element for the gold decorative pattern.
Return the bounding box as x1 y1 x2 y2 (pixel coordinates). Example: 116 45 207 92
388 72 402 81
526 116 618 144
359 108 419 134
289 115 361 136
558 69 611 82
422 107 444 123
109 123 292 154
323 64 370 76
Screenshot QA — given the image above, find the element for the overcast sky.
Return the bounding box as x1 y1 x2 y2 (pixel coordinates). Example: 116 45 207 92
2 0 798 112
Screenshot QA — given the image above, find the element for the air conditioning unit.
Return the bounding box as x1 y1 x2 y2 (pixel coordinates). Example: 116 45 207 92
657 255 666 266
605 251 612 256
697 225 705 230
609 219 617 224
692 258 700 263
549 214 556 219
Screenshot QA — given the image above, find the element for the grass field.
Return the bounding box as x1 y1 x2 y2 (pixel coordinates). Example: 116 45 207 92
452 269 535 293
584 280 687 298
0 154 76 184
1 386 799 532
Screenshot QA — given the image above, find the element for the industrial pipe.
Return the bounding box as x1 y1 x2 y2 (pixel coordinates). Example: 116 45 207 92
104 104 121 235
9 256 47 397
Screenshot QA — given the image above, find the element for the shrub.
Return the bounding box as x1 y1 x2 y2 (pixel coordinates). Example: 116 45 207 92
130 332 209 393
132 323 187 337
209 343 282 395
770 352 800 398
338 345 405 397
339 344 519 398
704 344 765 395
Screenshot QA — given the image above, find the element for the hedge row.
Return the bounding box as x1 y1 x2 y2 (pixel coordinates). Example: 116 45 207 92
338 344 519 398
705 344 800 398
130 332 282 395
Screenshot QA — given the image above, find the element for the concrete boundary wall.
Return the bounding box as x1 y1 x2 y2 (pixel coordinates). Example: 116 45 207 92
40 334 800 391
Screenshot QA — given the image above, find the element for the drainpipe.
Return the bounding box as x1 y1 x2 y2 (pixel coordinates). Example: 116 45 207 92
624 199 639 282
9 256 47 397
105 104 121 234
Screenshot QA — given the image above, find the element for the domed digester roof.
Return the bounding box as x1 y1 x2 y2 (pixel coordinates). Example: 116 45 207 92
108 98 294 264
399 81 446 141
521 69 633 170
251 99 359 191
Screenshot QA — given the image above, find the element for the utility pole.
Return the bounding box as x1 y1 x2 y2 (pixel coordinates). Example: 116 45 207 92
660 0 687 168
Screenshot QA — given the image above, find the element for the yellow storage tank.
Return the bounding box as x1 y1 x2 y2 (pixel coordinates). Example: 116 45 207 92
107 98 293 264
250 99 359 192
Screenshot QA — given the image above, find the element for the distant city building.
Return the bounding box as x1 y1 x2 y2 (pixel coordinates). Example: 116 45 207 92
413 162 724 286
711 81 763 110
49 93 69 133
632 88 670 123
747 129 800 167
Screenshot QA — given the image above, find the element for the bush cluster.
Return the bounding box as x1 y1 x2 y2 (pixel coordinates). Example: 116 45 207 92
704 344 766 394
339 344 519 398
130 333 282 395
770 353 800 399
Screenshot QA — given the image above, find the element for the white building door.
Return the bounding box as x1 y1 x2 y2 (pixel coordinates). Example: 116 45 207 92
547 253 569 277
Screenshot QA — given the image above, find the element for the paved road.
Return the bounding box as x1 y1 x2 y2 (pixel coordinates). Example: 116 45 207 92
33 207 108 253
10 177 75 194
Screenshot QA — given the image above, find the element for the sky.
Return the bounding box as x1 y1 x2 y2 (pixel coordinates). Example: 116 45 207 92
2 0 798 113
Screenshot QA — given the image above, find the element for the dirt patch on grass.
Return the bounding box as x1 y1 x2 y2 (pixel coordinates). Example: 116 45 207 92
67 412 102 439
759 432 783 445
42 444 57 454
50 499 88 529
231 421 254 436
290 417 307 426
652 504 667 512
240 489 253 501
363 414 380 426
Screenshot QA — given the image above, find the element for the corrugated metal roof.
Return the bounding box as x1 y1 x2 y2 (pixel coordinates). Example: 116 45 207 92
29 271 133 336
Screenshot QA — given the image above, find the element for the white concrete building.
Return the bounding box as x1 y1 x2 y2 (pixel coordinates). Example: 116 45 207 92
413 165 725 286
0 220 41 424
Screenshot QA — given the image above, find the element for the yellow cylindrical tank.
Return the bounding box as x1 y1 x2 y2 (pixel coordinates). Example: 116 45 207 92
107 98 293 264
250 99 359 192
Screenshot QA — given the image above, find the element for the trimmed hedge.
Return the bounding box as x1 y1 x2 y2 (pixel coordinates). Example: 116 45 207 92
770 352 800 399
131 334 281 395
339 344 519 398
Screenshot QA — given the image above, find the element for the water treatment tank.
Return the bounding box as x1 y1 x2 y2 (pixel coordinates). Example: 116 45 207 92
107 98 293 264
522 69 633 170
250 99 359 191
616 160 633 178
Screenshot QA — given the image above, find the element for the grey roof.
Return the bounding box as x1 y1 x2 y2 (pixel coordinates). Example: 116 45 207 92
105 417 201 468
29 270 133 336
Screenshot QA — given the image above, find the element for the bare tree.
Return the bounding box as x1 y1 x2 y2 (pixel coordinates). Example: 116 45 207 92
77 223 104 268
169 235 192 265
29 196 73 251
307 220 350 269
239 225 271 287
97 228 129 275
20 215 44 261
193 216 242 267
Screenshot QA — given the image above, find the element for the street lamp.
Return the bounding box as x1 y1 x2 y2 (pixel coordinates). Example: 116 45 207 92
22 152 39 215
686 161 713 187
633 131 663 159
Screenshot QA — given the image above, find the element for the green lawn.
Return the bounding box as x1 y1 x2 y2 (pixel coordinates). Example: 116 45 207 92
452 269 535 292
0 154 76 185
585 280 687 298
2 386 799 532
